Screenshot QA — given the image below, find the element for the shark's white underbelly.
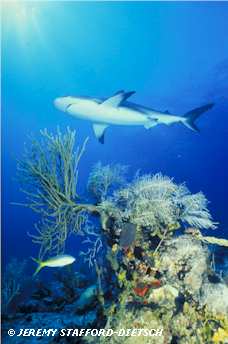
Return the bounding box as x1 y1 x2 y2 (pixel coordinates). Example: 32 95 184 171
67 103 148 126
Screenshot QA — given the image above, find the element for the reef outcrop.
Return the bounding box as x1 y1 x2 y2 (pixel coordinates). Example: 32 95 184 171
3 128 228 344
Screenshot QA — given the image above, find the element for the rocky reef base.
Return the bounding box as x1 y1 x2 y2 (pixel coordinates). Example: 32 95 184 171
2 235 228 344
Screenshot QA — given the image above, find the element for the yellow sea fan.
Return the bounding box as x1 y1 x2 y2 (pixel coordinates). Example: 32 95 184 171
201 236 228 247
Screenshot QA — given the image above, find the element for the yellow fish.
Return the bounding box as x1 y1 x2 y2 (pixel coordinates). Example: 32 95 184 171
32 254 76 276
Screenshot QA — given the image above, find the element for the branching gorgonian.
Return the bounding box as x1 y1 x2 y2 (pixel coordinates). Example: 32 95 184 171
87 162 128 202
109 173 216 232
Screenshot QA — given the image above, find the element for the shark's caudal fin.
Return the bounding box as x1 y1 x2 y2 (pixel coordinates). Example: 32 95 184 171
183 103 214 132
31 257 44 277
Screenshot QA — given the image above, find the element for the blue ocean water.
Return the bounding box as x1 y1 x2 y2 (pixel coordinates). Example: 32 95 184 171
2 1 228 271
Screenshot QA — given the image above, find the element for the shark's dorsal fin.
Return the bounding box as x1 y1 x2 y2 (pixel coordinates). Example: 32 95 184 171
92 123 108 144
102 91 135 108
114 90 125 95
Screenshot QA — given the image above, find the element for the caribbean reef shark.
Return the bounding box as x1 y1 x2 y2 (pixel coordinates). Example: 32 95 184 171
54 91 214 143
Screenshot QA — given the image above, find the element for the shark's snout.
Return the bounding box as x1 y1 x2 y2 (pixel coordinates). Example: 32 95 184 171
54 97 71 112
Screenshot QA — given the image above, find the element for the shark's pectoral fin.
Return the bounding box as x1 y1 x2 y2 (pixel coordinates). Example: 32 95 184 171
92 123 109 144
102 90 135 107
144 118 159 129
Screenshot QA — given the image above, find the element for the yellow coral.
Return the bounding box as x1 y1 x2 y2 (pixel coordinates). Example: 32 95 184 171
118 270 126 283
112 244 118 253
212 328 228 343
126 250 135 260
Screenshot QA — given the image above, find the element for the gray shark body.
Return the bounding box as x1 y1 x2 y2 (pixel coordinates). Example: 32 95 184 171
54 91 214 143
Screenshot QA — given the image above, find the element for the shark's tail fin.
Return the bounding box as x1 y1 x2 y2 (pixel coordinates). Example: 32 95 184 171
183 103 214 132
